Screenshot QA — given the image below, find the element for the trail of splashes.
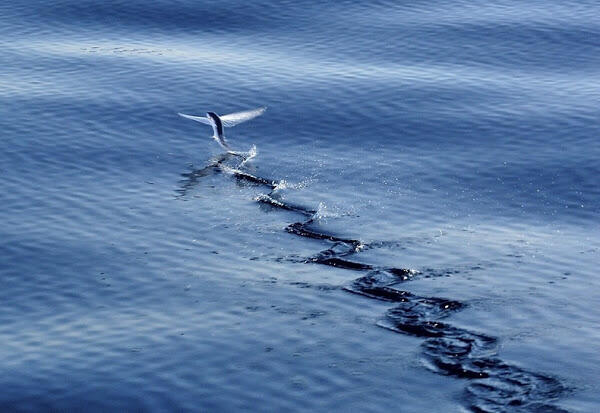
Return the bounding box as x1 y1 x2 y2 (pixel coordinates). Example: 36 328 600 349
273 178 313 192
178 151 571 412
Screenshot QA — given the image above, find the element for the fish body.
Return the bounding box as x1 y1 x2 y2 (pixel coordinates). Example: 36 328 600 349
178 107 267 152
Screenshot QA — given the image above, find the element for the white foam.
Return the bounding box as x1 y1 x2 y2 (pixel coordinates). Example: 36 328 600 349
238 145 257 167
273 178 312 193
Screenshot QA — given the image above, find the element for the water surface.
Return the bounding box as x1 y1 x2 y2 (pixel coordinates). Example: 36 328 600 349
1 0 599 411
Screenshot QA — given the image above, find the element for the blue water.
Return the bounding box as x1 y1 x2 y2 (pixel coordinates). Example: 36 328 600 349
1 1 599 411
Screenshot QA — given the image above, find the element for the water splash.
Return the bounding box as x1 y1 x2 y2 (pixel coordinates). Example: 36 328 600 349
238 144 257 167
273 178 313 192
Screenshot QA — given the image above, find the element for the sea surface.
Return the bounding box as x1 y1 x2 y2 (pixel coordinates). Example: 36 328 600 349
1 1 599 411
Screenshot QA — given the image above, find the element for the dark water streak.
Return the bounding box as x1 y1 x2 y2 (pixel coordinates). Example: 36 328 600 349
179 154 570 412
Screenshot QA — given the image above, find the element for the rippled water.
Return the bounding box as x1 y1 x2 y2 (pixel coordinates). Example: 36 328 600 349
1 0 599 411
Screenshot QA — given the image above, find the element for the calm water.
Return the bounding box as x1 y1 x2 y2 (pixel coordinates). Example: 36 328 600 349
1 1 599 411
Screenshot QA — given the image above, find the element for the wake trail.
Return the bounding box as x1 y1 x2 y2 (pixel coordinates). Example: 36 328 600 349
178 152 571 413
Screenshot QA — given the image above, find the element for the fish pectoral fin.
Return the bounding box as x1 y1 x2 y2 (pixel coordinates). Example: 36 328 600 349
220 107 267 127
178 113 212 125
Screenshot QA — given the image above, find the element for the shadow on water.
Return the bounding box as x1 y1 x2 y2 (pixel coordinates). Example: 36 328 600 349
177 152 572 412
176 149 265 197
175 153 234 198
